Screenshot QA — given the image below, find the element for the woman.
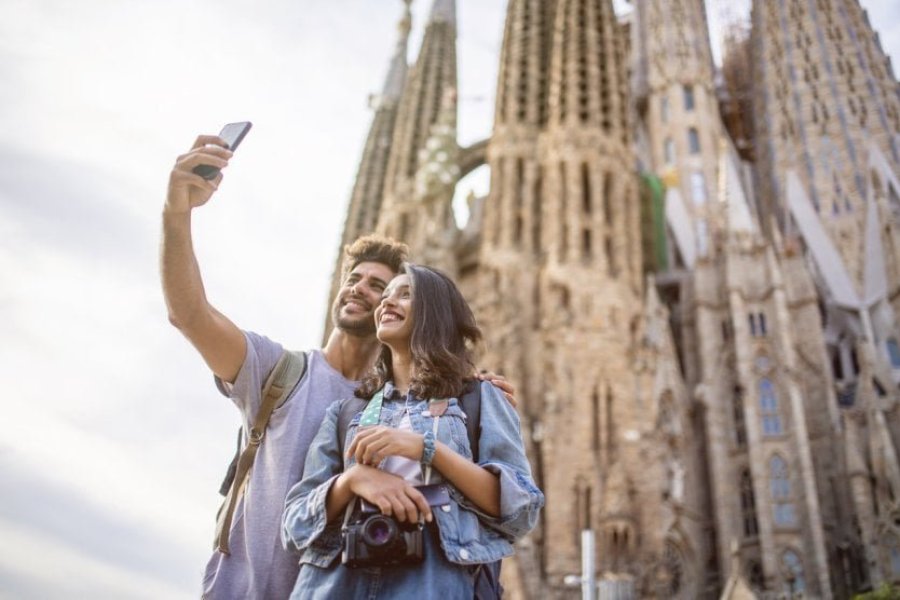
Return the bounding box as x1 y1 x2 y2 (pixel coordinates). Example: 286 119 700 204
282 264 543 599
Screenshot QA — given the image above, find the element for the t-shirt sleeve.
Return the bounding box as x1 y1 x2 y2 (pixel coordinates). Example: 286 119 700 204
213 330 284 423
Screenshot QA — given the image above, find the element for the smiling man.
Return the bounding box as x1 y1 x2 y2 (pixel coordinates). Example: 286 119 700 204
160 135 413 599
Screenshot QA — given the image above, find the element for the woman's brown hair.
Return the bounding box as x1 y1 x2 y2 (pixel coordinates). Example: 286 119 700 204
356 263 482 400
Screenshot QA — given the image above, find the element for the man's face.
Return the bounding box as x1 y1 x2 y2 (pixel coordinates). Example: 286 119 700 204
332 261 396 337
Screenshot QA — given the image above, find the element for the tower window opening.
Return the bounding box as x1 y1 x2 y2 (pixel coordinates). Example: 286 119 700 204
532 166 543 254
661 96 669 123
560 162 569 260
664 138 675 165
771 456 796 527
603 172 613 225
887 338 900 368
782 550 806 594
683 85 695 111
690 171 707 205
733 386 747 447
582 163 592 214
740 469 759 537
606 236 617 277
759 379 783 436
688 128 701 154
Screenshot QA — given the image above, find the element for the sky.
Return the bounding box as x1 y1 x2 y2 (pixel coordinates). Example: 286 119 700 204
0 0 898 598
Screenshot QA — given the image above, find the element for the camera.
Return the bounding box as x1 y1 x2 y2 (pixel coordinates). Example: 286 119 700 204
342 509 424 568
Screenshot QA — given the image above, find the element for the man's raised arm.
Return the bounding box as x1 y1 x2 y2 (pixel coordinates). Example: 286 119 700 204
160 135 246 383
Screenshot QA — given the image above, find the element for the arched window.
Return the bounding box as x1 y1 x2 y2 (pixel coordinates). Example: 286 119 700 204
661 541 685 596
759 379 783 436
770 455 791 498
887 534 900 576
887 338 900 369
770 455 796 527
683 85 695 111
664 138 675 165
688 128 701 154
782 550 806 594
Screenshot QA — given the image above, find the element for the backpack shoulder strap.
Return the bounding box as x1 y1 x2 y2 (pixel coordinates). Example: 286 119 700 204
459 379 482 462
214 349 308 554
337 396 368 455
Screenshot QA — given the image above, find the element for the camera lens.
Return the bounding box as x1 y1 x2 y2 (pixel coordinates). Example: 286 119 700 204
362 516 397 547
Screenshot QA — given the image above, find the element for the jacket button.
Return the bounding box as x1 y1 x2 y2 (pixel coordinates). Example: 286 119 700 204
460 549 470 560
442 505 451 512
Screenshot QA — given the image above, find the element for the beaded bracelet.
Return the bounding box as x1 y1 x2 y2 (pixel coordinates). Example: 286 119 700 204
421 430 437 466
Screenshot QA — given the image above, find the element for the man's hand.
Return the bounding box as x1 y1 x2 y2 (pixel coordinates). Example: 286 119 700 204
347 426 424 465
166 135 233 215
477 371 517 408
344 464 432 523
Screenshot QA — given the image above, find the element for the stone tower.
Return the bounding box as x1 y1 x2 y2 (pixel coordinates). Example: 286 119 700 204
752 0 900 331
326 0 900 597
377 0 459 257
324 0 412 335
633 0 721 270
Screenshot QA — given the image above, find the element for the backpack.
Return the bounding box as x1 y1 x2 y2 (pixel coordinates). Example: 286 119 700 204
336 379 504 599
215 350 308 554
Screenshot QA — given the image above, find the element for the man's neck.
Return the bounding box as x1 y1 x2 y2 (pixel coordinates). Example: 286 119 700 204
322 329 381 381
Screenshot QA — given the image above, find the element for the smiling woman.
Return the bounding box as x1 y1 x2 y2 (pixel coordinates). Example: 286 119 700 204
281 263 544 600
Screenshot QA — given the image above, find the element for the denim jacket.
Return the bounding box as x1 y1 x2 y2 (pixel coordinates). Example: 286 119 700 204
281 380 544 567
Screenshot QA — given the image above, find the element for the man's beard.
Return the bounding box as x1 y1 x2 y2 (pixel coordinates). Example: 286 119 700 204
332 302 376 337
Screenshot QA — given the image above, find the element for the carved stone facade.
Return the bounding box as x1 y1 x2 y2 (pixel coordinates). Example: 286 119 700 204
328 0 900 597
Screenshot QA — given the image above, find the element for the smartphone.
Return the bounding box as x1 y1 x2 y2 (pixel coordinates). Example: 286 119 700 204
192 121 253 180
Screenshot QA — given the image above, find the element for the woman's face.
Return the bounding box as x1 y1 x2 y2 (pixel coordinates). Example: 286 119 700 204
375 273 413 349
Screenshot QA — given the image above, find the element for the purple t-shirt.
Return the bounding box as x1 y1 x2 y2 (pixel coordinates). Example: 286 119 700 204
201 332 357 600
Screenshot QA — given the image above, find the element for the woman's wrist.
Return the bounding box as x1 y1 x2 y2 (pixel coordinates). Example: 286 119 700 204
421 431 436 465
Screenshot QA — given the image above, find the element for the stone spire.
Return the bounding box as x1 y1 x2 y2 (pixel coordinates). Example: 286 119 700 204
546 0 629 139
322 1 412 342
493 0 557 129
381 0 458 211
480 0 557 262
380 0 413 103
428 0 455 27
633 0 722 266
542 0 640 285
332 0 412 247
752 0 900 289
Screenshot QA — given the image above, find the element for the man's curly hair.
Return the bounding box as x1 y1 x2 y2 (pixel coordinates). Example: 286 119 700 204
341 235 409 278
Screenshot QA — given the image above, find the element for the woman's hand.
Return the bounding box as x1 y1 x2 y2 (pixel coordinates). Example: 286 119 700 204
341 464 432 523
347 426 424 465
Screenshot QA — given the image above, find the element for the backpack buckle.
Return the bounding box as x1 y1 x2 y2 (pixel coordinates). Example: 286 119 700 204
248 428 264 446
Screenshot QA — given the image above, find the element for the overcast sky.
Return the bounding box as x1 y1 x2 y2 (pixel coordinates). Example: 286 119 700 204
1 1 898 598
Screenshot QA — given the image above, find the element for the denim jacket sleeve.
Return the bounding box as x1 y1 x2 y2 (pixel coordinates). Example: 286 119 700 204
455 381 544 541
281 399 344 565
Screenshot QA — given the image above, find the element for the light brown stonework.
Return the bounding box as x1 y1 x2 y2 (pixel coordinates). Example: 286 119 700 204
328 0 900 597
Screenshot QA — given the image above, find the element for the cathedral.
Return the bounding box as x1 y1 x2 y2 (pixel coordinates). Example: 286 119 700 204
325 0 900 597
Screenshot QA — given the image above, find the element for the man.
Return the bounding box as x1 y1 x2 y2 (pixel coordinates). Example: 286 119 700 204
161 135 511 599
